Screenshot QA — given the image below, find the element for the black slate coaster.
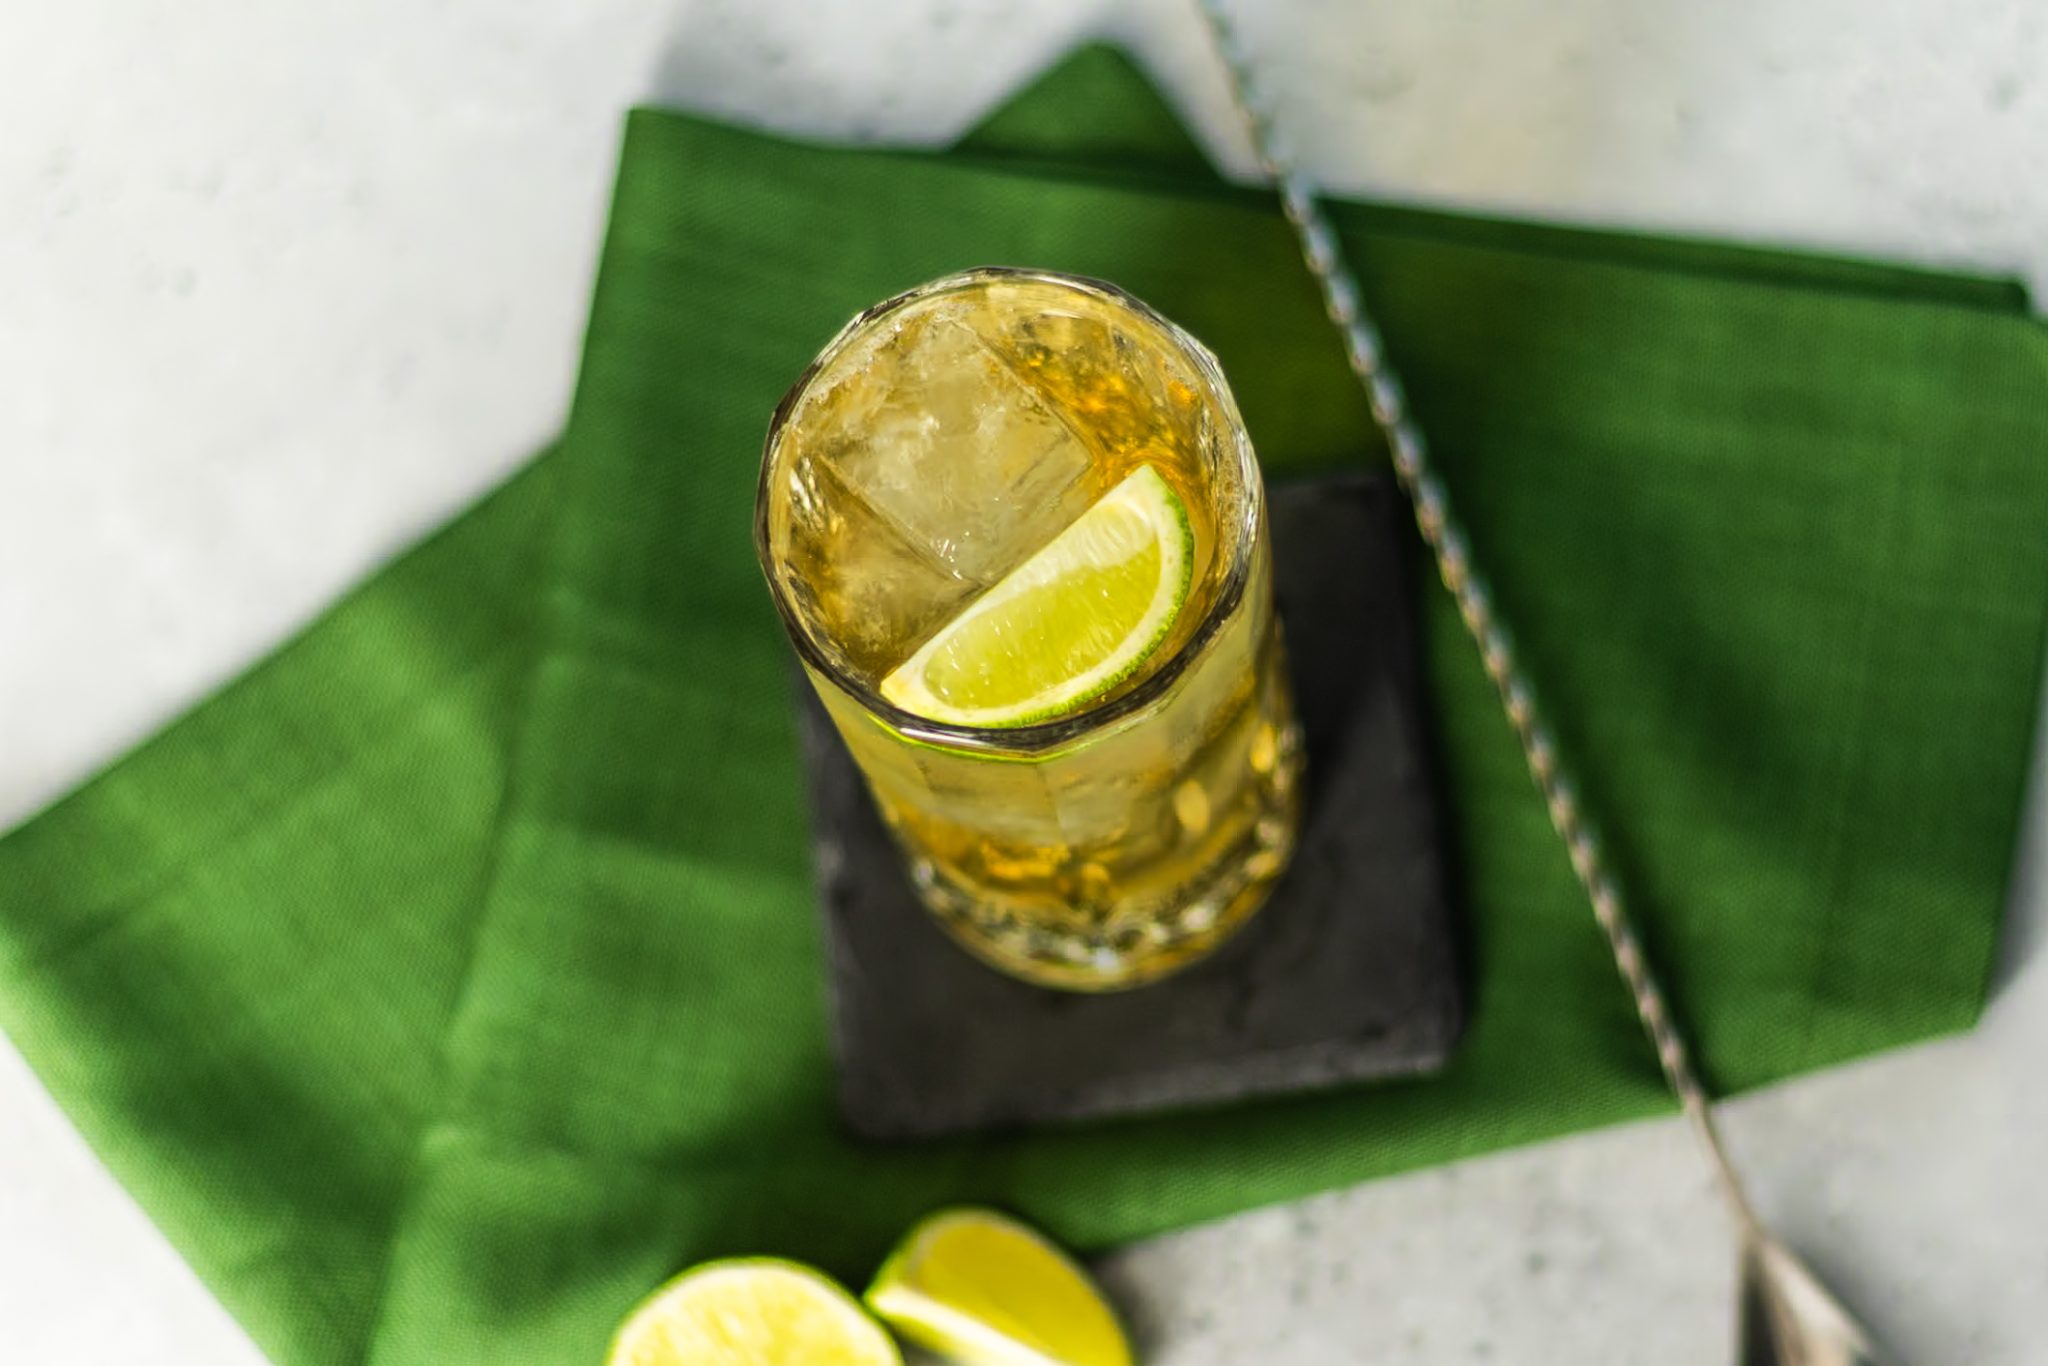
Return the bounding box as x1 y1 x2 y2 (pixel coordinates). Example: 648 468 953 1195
795 470 1462 1140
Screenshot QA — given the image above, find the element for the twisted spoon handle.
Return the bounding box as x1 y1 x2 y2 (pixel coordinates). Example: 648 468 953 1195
1190 0 1759 1231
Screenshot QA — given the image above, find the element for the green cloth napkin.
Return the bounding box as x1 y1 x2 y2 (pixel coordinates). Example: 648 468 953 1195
3 45 2045 1365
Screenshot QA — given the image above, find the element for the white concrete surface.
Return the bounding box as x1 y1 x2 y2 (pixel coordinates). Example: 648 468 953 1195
2 1 2043 1362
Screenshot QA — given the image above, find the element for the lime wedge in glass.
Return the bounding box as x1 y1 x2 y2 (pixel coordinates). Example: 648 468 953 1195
608 1259 900 1366
880 464 1193 728
865 1208 1134 1366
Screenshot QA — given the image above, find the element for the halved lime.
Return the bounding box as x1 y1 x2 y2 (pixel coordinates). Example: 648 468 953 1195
865 1208 1134 1366
880 464 1193 728
607 1259 901 1366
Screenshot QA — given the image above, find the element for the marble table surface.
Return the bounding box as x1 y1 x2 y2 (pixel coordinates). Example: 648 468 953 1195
2 2 2043 1361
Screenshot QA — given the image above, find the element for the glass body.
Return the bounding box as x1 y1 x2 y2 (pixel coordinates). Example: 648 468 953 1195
758 268 1303 989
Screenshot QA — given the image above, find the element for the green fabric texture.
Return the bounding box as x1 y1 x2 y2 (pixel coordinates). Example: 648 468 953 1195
3 44 2046 1365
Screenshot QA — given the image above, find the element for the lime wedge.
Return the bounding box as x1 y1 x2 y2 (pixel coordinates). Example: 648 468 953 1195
865 1208 1133 1366
881 464 1193 728
608 1259 901 1366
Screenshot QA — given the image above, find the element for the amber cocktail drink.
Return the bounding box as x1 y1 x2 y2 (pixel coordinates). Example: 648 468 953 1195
758 269 1301 989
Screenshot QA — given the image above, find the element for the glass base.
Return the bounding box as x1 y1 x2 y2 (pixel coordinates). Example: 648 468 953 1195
904 725 1304 991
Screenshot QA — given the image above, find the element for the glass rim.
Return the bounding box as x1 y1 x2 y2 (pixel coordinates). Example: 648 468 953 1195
755 266 1262 755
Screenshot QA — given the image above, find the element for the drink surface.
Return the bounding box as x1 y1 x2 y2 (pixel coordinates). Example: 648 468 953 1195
761 270 1302 988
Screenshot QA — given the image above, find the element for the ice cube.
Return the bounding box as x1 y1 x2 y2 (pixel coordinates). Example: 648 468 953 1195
826 309 1095 593
774 448 978 680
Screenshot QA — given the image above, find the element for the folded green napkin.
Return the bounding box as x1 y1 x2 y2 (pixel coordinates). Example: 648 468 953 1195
3 44 2044 1365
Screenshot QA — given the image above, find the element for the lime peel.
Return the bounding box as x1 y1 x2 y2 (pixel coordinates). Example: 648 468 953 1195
865 1208 1134 1366
880 464 1193 729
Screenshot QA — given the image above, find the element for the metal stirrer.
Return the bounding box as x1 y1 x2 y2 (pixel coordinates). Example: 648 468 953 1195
1193 4 1887 1361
